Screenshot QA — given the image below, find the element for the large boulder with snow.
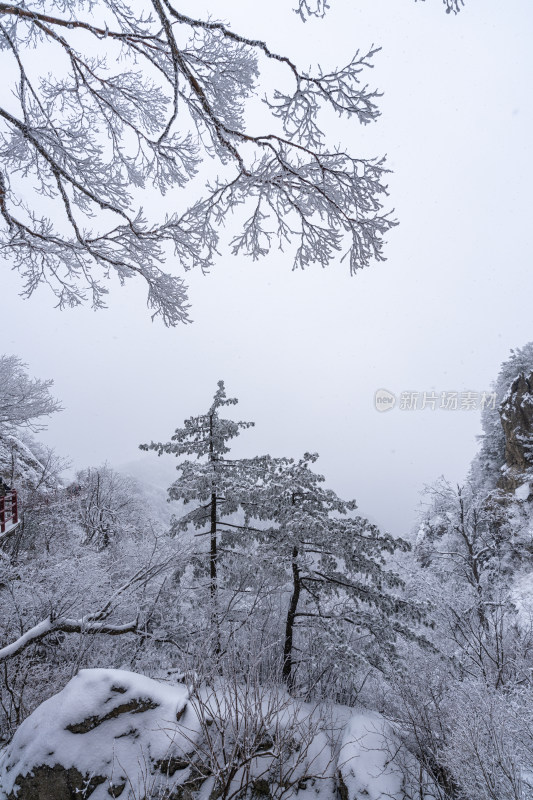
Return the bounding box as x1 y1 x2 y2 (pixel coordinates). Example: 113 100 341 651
0 669 200 800
0 669 435 800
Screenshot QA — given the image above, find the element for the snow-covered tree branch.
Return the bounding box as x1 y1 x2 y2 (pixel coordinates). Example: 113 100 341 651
0 617 138 664
296 0 465 19
0 558 173 664
0 0 397 324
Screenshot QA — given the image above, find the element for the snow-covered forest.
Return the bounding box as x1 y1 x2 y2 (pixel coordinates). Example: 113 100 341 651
1 0 533 798
1 344 533 799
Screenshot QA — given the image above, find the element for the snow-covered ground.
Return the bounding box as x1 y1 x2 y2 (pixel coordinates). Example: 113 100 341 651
0 669 437 800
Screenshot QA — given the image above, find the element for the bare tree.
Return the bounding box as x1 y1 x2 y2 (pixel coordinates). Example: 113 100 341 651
0 560 170 665
0 356 61 432
415 478 532 690
0 0 398 325
75 464 147 549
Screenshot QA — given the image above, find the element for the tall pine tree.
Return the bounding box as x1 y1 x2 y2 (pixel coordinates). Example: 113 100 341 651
140 381 263 658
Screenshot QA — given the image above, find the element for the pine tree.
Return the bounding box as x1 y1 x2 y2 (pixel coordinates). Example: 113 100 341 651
243 453 415 692
140 381 261 657
141 388 418 691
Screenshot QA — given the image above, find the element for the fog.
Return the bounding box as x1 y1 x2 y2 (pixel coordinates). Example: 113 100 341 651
2 0 532 536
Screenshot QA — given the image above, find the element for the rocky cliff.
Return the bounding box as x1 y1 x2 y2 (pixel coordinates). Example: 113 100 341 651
498 371 533 493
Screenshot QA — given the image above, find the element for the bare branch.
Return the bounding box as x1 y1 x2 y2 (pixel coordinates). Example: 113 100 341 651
0 0 394 324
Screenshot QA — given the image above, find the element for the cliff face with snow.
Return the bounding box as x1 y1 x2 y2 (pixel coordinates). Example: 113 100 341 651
499 371 533 493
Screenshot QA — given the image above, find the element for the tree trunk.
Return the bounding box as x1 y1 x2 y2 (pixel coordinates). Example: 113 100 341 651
210 491 217 603
283 545 301 690
209 413 220 659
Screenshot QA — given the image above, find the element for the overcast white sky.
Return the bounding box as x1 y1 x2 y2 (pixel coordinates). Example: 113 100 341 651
2 0 532 536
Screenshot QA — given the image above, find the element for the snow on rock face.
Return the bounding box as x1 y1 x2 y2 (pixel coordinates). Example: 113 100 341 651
514 482 532 501
0 434 58 493
499 372 533 490
338 713 438 800
0 669 197 800
0 670 436 800
339 713 403 800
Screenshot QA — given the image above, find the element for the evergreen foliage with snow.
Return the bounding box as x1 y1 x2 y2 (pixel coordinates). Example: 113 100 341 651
140 384 420 696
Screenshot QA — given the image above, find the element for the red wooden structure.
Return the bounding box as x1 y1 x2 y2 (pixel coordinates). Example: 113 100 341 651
0 490 18 534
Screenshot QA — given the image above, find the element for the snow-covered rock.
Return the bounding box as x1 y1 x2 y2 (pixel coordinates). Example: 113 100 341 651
0 669 435 800
514 482 533 501
339 713 438 800
0 669 197 800
499 371 533 490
